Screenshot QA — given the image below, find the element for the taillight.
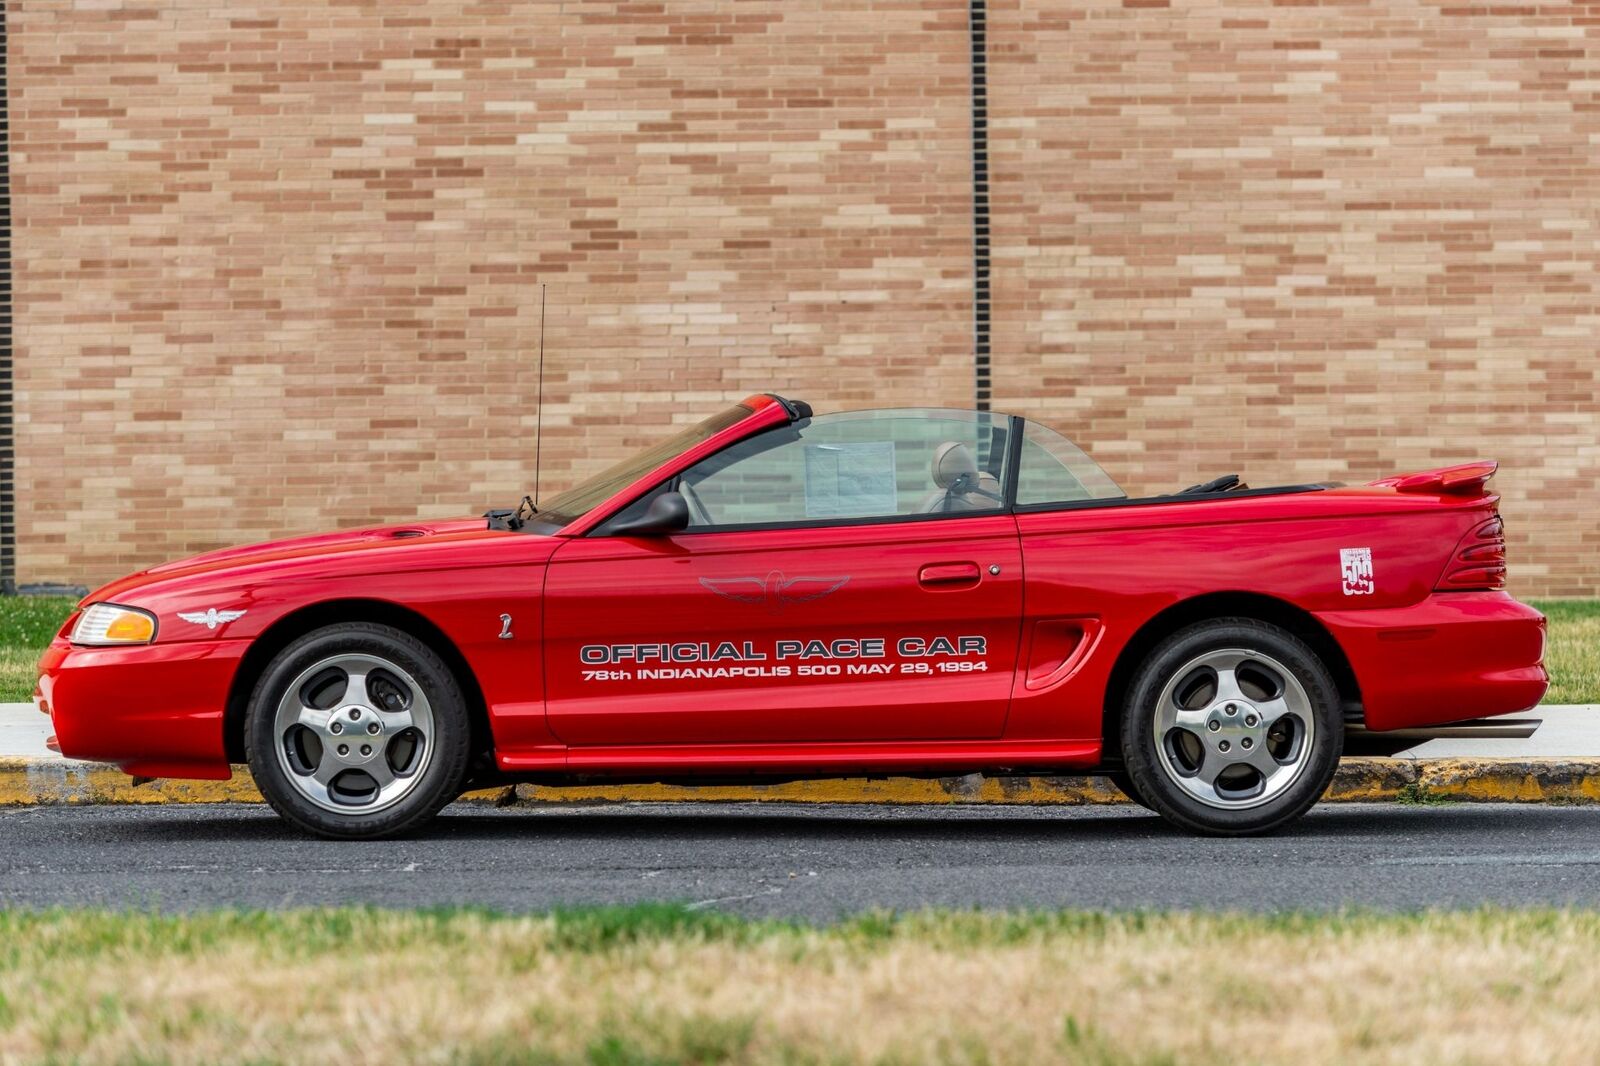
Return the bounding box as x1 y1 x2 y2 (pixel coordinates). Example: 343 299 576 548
1437 515 1507 590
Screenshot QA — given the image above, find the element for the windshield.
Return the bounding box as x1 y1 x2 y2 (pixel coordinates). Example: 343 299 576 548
526 403 756 530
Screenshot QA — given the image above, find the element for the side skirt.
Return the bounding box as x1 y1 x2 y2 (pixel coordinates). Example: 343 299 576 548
495 737 1103 777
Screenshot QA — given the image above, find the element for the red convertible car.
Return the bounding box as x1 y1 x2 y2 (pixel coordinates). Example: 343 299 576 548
38 394 1547 838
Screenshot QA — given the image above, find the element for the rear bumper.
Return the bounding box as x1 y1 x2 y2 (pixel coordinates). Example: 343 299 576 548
37 637 245 780
1316 591 1548 732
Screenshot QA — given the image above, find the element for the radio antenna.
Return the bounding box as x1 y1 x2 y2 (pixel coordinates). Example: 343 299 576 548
532 283 547 507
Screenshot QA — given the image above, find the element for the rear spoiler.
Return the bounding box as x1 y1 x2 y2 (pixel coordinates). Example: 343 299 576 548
1368 461 1498 497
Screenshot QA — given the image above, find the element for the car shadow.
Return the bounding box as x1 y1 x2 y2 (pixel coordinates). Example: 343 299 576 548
424 802 1579 842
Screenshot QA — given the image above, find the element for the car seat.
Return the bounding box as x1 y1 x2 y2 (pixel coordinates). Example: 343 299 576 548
918 441 1002 513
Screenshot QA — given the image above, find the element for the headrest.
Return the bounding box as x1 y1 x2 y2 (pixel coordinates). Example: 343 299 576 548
931 441 980 490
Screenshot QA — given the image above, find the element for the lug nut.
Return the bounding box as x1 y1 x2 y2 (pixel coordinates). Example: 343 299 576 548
367 722 380 735
337 744 349 756
1242 738 1254 749
330 722 343 735
1226 704 1237 715
1245 715 1258 726
1208 720 1221 732
349 708 361 720
360 745 372 756
1219 741 1231 753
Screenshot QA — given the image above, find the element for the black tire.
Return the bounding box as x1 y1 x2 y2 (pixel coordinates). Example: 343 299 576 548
1119 617 1342 836
244 622 473 840
1104 770 1154 811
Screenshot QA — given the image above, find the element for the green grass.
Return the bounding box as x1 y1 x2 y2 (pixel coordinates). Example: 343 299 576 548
0 595 77 649
1395 781 1453 806
2 905 1600 1064
0 597 76 702
5 596 1598 704
1531 599 1600 705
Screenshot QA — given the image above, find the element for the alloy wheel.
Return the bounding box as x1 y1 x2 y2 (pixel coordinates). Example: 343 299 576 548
1151 647 1315 810
272 652 435 814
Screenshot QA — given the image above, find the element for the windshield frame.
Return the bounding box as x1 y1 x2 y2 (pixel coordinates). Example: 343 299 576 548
533 394 795 536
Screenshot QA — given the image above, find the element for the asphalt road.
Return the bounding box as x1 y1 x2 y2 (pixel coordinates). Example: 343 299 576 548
4 803 1600 915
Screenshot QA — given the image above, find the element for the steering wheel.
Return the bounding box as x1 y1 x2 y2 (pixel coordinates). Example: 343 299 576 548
1177 474 1243 495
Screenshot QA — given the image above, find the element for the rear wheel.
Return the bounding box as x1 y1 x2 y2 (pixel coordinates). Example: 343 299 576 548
1120 618 1342 836
244 622 472 839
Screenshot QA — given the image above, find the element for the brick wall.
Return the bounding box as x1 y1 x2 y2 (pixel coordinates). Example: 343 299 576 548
8 0 976 581
9 0 1600 595
988 0 1600 596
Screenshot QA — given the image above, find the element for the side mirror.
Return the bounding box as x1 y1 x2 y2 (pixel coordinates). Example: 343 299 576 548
607 491 690 537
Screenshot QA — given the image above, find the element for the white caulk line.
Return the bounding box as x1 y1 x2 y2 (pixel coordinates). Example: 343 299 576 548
685 887 784 911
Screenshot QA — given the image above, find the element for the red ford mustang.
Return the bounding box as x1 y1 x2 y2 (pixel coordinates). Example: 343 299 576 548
38 394 1547 838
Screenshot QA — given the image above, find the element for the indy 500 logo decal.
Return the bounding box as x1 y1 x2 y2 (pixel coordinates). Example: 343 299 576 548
1340 547 1375 596
699 572 849 614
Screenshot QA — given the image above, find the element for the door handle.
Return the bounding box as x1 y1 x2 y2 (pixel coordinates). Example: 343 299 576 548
918 562 982 588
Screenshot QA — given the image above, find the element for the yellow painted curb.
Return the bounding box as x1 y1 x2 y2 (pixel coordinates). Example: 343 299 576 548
3 757 1599 808
1325 758 1421 802
1416 758 1600 804
0 758 263 806
0 759 513 808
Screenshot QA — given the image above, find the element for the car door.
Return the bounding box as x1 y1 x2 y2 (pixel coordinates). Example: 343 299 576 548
542 409 1025 746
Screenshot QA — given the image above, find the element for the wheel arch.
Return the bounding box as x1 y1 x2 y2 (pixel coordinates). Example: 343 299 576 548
1099 591 1360 762
223 598 493 766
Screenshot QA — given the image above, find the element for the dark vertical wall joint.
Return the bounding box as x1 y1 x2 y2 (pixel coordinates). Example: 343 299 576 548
968 0 992 413
0 6 14 594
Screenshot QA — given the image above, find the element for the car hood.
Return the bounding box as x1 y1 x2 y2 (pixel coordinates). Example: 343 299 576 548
144 519 492 575
85 518 520 604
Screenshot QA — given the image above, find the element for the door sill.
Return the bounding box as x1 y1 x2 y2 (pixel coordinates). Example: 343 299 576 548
497 737 1102 775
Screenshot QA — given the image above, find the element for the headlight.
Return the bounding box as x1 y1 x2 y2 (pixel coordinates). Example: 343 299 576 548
70 603 158 646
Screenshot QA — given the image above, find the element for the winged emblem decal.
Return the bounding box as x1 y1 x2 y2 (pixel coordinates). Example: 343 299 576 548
699 571 850 613
176 608 247 630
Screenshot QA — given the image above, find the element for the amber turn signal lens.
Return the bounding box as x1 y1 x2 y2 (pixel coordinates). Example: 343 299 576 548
103 611 155 642
69 603 159 646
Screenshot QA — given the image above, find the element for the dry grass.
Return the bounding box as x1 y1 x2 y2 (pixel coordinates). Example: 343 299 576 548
1 906 1599 1065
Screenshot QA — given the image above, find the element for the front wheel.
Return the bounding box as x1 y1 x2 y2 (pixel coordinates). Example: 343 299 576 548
244 622 472 839
1119 618 1342 836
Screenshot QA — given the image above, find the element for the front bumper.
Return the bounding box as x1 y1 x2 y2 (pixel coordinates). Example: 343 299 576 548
37 637 246 780
1316 591 1548 733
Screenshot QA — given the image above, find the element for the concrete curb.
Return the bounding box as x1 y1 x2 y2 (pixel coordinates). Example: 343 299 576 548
3 757 1600 808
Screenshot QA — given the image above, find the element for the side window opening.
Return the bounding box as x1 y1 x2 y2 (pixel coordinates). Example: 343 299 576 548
1014 421 1126 507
